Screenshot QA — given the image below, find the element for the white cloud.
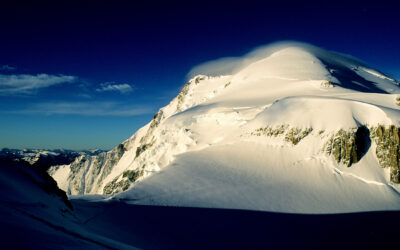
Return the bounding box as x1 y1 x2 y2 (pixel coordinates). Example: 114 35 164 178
10 101 153 116
96 82 134 94
1 65 16 71
188 41 357 78
0 73 77 95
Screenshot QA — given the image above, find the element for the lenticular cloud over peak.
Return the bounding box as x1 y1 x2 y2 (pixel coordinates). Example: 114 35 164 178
188 41 372 79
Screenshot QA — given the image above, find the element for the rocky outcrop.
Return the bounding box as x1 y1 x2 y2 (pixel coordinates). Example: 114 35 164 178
251 125 287 137
325 126 370 167
134 111 162 159
371 125 400 183
285 128 313 145
396 96 400 106
135 141 155 159
53 142 127 195
176 75 209 112
176 81 193 112
103 168 144 194
139 110 164 144
103 177 130 195
251 125 313 145
324 125 400 183
325 129 358 167
100 110 163 194
251 124 400 183
321 80 334 88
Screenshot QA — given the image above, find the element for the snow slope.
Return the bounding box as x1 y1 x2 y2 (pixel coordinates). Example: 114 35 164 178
117 141 400 213
0 158 138 249
50 42 400 213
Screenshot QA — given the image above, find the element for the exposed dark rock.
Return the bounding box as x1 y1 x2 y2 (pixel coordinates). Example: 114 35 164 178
285 128 313 145
123 169 144 182
251 124 400 183
371 125 400 183
62 143 127 194
103 177 131 194
103 168 144 194
176 82 192 112
194 76 205 84
321 80 334 88
396 97 400 106
139 110 164 145
251 126 313 145
135 140 155 159
251 125 287 137
325 126 370 167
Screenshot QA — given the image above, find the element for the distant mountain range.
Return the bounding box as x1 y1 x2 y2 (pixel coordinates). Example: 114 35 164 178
0 148 105 171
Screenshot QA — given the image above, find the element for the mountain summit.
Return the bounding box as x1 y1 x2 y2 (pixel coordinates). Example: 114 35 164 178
50 43 400 213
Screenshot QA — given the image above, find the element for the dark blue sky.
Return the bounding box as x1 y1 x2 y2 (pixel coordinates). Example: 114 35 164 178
1 0 399 150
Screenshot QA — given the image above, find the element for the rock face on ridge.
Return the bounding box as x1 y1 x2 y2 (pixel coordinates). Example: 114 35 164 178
322 124 400 183
325 126 370 167
372 125 400 183
250 124 399 183
48 143 127 194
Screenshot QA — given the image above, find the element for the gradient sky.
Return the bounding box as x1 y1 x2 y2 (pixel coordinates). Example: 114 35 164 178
1 0 399 150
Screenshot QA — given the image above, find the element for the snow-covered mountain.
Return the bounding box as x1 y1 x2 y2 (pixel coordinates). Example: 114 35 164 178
50 43 400 213
1 148 104 170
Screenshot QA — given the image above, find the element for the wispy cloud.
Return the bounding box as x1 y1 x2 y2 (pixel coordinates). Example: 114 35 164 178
9 101 153 116
0 73 77 95
96 82 134 94
1 65 16 71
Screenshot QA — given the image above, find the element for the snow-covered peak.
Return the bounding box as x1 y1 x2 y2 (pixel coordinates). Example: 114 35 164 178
234 46 332 83
50 43 400 214
228 43 398 95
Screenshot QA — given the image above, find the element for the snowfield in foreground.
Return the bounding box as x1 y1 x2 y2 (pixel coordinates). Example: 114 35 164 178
50 42 400 213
